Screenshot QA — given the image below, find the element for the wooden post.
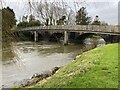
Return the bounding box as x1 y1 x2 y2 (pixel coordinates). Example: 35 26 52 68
63 31 68 45
34 31 38 42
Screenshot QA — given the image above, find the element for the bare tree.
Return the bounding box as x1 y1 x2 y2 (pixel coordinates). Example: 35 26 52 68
26 0 85 25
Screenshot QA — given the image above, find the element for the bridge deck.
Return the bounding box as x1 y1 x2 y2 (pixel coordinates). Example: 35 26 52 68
16 25 119 35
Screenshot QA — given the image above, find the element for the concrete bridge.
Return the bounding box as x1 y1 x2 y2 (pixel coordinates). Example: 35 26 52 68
15 25 120 45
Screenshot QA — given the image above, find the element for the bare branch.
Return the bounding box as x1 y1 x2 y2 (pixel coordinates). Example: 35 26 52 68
26 0 85 25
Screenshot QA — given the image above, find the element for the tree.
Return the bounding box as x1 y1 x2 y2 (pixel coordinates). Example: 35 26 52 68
28 20 42 27
56 16 66 25
26 1 85 26
49 16 53 25
92 15 101 25
2 7 16 43
17 21 29 28
29 14 35 22
22 15 28 22
2 7 16 59
45 18 49 26
75 7 91 25
17 15 43 28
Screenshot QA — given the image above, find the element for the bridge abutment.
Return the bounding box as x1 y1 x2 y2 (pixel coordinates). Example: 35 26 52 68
63 31 69 45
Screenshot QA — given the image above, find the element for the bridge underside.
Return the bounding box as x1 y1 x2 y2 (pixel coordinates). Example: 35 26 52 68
14 30 120 45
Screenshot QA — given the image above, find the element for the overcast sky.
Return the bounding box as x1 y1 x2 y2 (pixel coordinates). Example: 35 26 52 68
3 0 120 25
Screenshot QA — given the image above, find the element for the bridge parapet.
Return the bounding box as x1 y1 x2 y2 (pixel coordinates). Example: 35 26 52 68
17 25 119 34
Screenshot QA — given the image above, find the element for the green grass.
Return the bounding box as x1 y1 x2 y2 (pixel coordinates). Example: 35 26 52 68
29 44 118 88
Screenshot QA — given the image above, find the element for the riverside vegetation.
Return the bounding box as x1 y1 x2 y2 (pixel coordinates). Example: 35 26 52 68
15 43 118 88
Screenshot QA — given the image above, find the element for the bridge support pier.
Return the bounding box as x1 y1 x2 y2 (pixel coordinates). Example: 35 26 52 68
63 31 68 45
34 31 38 42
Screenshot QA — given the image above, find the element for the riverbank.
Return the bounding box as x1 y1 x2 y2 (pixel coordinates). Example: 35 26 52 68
17 43 118 88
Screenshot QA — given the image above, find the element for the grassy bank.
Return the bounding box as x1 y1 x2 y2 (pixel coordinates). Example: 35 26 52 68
29 44 118 88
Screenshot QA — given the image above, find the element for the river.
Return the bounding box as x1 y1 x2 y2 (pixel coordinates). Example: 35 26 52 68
2 38 106 88
2 41 93 88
